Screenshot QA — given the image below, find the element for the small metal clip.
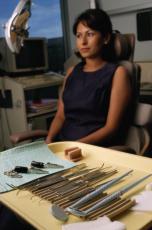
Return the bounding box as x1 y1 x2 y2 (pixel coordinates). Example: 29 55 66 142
4 165 49 177
30 166 49 174
4 170 23 178
45 162 64 169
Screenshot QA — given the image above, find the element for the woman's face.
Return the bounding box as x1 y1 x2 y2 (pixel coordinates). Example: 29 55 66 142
76 22 105 59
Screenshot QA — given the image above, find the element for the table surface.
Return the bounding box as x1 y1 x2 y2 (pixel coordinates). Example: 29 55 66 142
1 141 152 230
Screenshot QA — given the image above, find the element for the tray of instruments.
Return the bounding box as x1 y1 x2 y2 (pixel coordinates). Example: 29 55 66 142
1 141 152 230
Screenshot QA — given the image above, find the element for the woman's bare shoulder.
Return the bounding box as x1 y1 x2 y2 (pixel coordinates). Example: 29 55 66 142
115 65 127 75
113 65 129 82
112 65 131 93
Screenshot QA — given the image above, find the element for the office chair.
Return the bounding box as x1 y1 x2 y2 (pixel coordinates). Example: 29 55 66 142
10 32 152 156
108 32 152 155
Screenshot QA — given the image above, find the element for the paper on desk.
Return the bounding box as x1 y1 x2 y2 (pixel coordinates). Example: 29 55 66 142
62 216 126 230
131 191 152 211
0 141 75 193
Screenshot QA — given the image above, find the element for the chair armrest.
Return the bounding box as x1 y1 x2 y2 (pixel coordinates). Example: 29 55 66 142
109 126 151 156
109 145 136 154
10 129 48 144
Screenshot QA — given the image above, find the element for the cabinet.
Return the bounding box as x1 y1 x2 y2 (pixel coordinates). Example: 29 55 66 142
0 72 64 149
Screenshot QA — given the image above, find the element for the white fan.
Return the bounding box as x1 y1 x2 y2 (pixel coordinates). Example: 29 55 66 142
4 0 31 53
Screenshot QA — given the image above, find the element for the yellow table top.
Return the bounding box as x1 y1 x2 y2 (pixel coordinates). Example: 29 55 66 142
1 141 152 230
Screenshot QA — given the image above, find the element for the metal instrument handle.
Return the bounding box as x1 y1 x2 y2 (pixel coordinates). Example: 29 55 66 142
70 170 133 209
14 166 28 173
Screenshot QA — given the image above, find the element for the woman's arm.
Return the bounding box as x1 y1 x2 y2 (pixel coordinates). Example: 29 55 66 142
45 98 65 144
45 67 74 144
78 66 132 144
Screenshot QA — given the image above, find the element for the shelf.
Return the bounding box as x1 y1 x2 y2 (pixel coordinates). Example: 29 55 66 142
14 73 64 90
26 98 58 118
27 108 57 118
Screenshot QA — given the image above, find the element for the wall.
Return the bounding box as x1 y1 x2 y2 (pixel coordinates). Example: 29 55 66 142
67 0 152 61
101 0 152 62
99 0 152 14
137 62 152 83
111 12 152 62
66 0 89 55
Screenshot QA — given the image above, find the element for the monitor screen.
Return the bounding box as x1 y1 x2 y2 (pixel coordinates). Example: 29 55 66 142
0 37 49 74
16 39 46 69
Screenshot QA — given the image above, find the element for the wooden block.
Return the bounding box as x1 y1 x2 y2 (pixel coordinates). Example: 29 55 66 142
64 147 83 162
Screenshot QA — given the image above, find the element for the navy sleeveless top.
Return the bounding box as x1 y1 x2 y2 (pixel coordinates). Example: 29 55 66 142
59 62 120 145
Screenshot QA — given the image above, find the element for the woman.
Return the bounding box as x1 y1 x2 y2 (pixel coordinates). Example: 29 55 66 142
46 8 132 147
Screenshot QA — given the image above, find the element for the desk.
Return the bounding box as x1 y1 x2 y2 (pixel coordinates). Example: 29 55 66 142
1 142 152 230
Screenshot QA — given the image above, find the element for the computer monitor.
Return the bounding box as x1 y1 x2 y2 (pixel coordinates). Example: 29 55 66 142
0 37 49 74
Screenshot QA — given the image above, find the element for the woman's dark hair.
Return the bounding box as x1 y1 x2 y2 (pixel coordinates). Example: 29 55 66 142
73 9 112 38
73 9 114 61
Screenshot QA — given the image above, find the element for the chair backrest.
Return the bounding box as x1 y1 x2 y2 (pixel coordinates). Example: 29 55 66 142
113 33 140 98
113 33 135 61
